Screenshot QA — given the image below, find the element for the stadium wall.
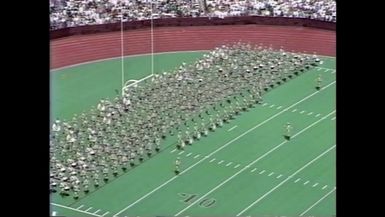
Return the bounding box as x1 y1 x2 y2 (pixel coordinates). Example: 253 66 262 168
50 16 335 69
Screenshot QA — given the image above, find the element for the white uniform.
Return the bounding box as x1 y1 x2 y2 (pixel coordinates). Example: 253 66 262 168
52 123 61 132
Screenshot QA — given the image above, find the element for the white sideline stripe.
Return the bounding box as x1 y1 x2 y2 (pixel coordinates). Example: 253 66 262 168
312 183 319 187
226 162 233 167
101 211 110 217
268 172 274 176
112 81 336 217
277 174 283 179
194 154 200 159
269 104 275 108
228 125 238 132
51 203 102 217
170 149 176 153
299 187 336 216
277 106 282 109
178 151 185 155
304 181 310 185
209 158 216 163
51 50 209 71
294 178 301 183
262 103 268 106
300 110 305 114
251 168 257 172
316 113 321 117
85 207 93 212
316 66 335 70
307 112 313 115
331 117 336 121
52 52 334 72
218 160 224 164
259 170 266 174
234 164 241 169
175 114 336 216
77 205 84 209
94 209 101 214
292 109 297 112
236 145 336 216
322 185 328 190
186 153 192 157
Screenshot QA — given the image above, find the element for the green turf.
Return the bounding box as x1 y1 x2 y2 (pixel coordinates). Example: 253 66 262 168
50 52 336 217
50 51 207 121
50 203 102 217
303 190 336 216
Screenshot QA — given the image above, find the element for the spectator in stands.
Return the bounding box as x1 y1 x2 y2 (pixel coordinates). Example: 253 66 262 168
50 0 336 30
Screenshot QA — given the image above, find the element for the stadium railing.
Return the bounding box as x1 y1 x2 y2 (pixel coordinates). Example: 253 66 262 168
50 16 336 40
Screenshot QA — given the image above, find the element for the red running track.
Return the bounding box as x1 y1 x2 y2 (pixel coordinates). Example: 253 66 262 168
50 25 335 69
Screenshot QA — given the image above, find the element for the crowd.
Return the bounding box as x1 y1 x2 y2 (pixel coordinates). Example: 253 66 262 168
50 0 336 30
50 42 321 198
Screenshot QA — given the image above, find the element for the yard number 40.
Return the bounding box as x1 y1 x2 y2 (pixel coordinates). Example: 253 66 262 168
178 193 216 208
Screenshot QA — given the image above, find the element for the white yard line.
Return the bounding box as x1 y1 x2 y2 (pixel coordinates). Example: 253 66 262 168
299 187 336 216
85 207 93 212
228 125 238 132
174 112 336 216
236 145 336 216
112 81 336 217
51 203 102 217
101 211 110 217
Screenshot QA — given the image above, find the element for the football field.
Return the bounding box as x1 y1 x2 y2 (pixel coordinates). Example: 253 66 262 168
50 51 336 217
